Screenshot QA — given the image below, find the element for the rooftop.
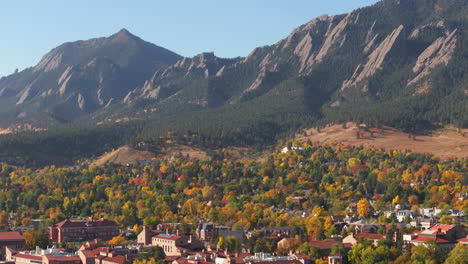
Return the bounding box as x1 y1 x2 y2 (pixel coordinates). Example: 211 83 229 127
0 231 25 241
428 224 456 232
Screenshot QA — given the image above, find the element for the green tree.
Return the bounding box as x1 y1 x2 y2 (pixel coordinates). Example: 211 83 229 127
226 236 240 253
254 238 272 253
411 241 445 264
444 244 468 264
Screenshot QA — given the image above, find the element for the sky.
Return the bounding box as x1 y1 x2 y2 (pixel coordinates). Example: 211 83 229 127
0 0 379 77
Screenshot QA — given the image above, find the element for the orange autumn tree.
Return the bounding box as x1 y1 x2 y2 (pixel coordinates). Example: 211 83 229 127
357 198 371 217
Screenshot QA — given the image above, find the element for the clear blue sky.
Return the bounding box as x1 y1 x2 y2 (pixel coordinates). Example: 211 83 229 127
0 0 379 77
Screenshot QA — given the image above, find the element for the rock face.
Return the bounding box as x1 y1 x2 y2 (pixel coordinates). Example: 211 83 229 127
408 29 458 86
314 14 351 64
124 52 240 104
0 0 466 129
342 25 404 89
0 28 181 120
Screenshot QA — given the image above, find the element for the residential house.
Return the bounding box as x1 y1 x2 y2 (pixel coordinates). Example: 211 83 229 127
395 210 420 223
342 233 386 246
410 217 436 229
403 224 465 250
327 255 343 264
309 241 352 256
404 229 455 250
427 224 466 241
243 253 305 264
457 237 468 245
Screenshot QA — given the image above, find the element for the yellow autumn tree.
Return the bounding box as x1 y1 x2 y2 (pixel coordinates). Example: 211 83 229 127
108 235 126 244
357 198 371 217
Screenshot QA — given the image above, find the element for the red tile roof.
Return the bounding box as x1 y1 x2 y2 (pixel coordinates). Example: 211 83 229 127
0 231 25 241
53 219 118 228
355 233 386 240
457 238 468 244
79 247 104 258
310 240 352 250
44 255 81 262
165 256 182 261
13 253 42 261
103 255 126 264
428 224 455 232
411 236 450 244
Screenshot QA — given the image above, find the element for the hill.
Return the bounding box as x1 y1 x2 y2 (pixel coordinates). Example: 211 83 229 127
93 144 210 167
92 145 157 166
296 123 468 159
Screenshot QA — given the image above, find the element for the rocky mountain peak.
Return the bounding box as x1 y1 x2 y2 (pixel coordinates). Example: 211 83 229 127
110 28 138 42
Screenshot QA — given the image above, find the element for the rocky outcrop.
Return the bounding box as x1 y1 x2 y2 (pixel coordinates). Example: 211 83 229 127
58 66 74 95
33 50 64 73
315 14 351 63
342 25 404 89
16 85 33 105
408 29 458 86
294 33 314 72
77 93 86 110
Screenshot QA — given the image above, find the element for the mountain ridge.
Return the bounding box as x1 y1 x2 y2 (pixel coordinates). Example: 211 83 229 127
0 0 467 166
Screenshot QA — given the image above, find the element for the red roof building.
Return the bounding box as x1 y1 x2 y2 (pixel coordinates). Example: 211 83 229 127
426 224 466 242
49 219 119 243
0 232 26 261
457 237 468 245
309 240 352 255
6 247 81 264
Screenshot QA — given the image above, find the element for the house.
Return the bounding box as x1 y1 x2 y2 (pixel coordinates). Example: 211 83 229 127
152 233 204 257
347 223 381 234
427 224 466 241
419 208 463 218
410 217 436 229
403 224 465 250
404 230 455 250
342 233 386 246
0 232 26 260
309 240 352 256
243 253 305 264
49 219 120 243
327 255 343 264
457 237 468 245
395 210 420 222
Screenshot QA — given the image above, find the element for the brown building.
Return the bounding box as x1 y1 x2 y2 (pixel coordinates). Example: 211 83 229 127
0 232 26 260
49 219 119 243
152 233 204 256
137 226 162 246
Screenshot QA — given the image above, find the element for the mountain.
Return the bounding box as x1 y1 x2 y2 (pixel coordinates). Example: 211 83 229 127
0 0 467 166
0 28 181 125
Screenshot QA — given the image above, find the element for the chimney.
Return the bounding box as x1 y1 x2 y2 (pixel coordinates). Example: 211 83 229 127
176 229 179 236
166 228 169 234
